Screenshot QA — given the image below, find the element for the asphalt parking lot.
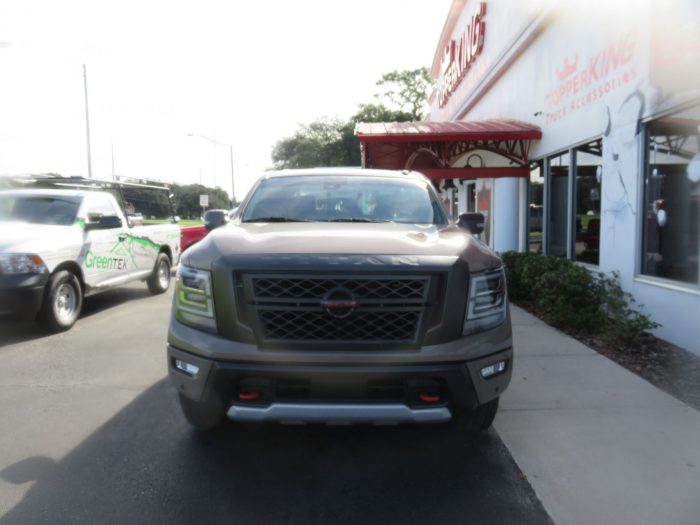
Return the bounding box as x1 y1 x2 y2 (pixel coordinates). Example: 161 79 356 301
0 283 552 525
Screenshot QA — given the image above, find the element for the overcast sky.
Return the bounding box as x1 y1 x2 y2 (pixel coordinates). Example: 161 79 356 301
0 0 452 199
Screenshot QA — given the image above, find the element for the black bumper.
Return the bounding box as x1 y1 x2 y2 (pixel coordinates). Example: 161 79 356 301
0 274 48 321
168 345 513 414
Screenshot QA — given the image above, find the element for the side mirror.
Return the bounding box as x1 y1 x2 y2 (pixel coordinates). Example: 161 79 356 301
458 212 485 235
86 215 123 230
204 209 228 232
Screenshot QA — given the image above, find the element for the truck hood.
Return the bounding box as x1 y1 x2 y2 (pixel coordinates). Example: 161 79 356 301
184 222 501 273
0 221 82 253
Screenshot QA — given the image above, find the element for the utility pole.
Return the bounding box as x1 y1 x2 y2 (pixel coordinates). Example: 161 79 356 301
82 64 93 179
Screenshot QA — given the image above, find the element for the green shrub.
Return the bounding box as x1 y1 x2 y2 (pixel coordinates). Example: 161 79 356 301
535 262 604 331
500 252 660 346
598 272 660 345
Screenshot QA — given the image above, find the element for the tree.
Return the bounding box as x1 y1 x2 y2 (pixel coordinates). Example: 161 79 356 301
271 68 433 169
374 67 432 120
170 183 231 218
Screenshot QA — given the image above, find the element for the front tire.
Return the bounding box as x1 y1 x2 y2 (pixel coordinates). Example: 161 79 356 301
178 393 225 432
453 397 499 432
147 252 171 294
38 270 83 332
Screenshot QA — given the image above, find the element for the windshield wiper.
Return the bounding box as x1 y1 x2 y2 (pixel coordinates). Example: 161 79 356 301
244 217 311 222
326 218 392 223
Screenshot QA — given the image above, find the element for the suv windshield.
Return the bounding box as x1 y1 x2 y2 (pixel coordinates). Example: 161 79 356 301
242 175 447 225
0 195 80 226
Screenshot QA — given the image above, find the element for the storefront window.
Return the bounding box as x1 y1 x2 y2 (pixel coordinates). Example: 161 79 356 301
547 151 570 257
642 105 700 285
574 140 602 265
528 161 544 253
476 179 492 246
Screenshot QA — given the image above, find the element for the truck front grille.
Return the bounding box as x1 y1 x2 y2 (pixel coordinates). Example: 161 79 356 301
258 309 421 342
241 274 433 347
253 277 427 300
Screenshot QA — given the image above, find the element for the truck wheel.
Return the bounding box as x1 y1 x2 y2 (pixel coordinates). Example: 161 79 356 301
453 397 499 432
147 253 171 294
178 392 225 431
38 270 83 332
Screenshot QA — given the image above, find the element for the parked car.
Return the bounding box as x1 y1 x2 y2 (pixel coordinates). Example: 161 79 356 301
0 187 180 331
167 168 512 432
179 208 234 253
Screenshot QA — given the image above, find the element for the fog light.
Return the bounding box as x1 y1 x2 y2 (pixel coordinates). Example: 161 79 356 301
480 360 506 378
175 359 200 377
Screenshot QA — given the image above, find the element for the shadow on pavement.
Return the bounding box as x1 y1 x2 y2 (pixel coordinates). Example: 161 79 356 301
0 379 551 525
0 286 158 347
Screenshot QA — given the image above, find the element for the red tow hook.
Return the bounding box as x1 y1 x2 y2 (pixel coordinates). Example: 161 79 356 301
239 389 261 401
419 392 440 403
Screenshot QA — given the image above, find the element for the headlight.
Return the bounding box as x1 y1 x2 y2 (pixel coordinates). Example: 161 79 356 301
175 265 217 332
462 268 507 335
0 254 48 274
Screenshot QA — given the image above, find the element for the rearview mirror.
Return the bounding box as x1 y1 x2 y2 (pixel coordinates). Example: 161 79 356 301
203 209 229 232
86 215 123 230
458 212 485 235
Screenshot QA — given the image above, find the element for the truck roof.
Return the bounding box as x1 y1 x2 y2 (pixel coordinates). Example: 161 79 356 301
263 167 430 183
0 188 91 199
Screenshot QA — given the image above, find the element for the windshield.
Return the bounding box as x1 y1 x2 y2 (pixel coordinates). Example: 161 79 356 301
242 175 447 225
0 195 80 226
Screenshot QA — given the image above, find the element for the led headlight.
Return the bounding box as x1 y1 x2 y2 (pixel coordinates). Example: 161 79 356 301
0 253 48 274
463 268 507 335
175 265 217 332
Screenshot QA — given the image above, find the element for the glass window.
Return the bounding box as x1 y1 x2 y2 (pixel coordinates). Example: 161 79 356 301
574 140 603 265
476 179 492 245
0 194 80 226
242 175 447 225
547 151 570 257
85 195 118 221
119 186 173 224
642 105 700 285
528 161 544 253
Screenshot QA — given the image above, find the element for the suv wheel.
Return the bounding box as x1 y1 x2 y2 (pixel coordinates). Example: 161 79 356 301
38 270 83 332
147 253 171 294
453 397 499 432
178 393 225 431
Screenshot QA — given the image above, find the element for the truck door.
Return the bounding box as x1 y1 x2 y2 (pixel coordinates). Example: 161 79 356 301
80 194 131 287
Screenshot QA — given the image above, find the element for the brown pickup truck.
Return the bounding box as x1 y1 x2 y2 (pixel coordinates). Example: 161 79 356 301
167 168 512 432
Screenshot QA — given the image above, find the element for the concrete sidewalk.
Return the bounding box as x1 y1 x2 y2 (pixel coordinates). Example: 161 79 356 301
495 305 700 525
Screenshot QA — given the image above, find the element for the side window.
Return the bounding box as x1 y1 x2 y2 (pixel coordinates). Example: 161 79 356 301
85 196 118 222
641 105 700 286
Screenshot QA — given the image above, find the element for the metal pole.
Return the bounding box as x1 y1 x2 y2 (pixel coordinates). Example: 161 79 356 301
229 145 235 204
82 64 93 179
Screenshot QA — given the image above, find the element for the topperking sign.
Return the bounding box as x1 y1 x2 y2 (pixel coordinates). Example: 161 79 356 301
437 1 487 107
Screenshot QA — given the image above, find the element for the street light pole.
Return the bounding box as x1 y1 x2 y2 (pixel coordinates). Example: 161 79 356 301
82 64 93 179
187 133 235 204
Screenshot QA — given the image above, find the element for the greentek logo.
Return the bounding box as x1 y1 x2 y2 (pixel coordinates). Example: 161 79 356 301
85 251 128 270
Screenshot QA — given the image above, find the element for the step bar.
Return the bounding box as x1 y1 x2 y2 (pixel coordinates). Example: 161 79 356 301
227 402 452 425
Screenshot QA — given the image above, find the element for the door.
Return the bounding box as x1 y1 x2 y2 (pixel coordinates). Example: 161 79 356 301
80 194 131 287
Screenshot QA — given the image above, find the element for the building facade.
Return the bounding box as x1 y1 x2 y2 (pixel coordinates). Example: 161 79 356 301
360 0 700 354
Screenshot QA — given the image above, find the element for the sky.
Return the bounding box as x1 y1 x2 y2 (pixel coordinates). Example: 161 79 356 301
0 0 452 200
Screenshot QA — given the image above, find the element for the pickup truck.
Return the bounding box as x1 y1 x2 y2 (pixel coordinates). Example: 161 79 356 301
0 187 180 331
167 168 512 432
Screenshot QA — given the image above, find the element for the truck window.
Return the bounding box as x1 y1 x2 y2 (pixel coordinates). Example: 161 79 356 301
0 195 80 226
84 195 119 221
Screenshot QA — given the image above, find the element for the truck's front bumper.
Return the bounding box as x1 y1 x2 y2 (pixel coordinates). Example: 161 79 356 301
167 345 513 423
0 274 48 321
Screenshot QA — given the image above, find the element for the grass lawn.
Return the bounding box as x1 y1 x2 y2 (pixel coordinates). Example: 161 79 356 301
142 219 203 227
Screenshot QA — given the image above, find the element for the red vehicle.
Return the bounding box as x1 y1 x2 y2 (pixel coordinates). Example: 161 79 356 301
180 224 208 252
179 208 234 253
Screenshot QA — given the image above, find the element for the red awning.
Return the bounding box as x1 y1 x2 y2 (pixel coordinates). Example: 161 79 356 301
356 119 542 143
355 118 542 180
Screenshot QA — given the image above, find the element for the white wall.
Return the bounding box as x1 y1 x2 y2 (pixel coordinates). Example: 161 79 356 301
429 0 700 354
